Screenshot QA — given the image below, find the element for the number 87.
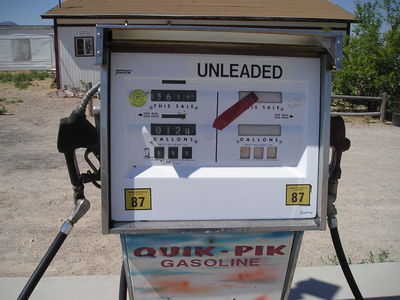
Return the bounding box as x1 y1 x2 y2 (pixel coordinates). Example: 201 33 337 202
131 196 145 207
291 192 304 202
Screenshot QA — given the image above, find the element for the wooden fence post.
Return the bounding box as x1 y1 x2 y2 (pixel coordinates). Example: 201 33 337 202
380 92 387 123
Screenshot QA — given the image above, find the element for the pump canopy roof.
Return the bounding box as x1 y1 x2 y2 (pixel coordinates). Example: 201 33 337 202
42 0 354 23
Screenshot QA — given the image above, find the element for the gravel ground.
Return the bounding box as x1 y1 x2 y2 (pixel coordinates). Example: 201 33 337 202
0 79 399 277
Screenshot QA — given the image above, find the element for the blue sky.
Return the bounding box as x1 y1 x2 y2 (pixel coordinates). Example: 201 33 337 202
0 0 370 25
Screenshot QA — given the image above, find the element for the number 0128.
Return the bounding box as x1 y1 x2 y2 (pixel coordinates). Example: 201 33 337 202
151 123 196 136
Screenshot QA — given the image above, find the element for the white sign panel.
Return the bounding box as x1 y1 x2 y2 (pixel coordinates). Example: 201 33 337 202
109 53 321 222
123 231 295 300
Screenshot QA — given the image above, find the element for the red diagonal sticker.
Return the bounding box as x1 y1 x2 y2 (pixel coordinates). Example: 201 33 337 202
213 92 259 130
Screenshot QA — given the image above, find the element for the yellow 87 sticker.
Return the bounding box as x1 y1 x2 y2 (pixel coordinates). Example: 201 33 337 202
125 188 152 210
286 184 311 206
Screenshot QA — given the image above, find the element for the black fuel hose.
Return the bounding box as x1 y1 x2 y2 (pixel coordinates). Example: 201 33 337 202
17 231 68 300
119 261 128 300
330 225 364 300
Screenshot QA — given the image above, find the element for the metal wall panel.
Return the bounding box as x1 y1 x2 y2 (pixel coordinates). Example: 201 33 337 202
58 26 100 88
0 27 54 71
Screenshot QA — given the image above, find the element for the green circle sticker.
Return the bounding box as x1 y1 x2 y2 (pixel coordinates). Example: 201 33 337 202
129 89 147 107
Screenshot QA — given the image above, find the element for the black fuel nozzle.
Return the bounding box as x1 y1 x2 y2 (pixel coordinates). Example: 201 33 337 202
327 117 365 300
328 116 351 225
57 83 100 201
57 111 99 200
330 116 351 182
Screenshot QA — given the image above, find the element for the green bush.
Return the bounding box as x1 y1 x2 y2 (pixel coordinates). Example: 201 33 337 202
0 71 53 89
31 70 51 80
0 104 7 115
0 72 14 83
13 72 31 83
14 81 31 89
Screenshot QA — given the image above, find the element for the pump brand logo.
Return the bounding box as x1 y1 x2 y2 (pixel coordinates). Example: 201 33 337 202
132 244 287 268
115 69 133 76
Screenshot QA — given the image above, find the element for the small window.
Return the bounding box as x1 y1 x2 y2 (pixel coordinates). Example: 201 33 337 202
12 39 32 61
75 37 94 57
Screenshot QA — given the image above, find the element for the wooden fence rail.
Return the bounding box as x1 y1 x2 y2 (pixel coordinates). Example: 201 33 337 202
331 93 388 122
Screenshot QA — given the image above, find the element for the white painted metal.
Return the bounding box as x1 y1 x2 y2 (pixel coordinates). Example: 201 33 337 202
57 26 100 88
109 53 321 222
0 26 54 71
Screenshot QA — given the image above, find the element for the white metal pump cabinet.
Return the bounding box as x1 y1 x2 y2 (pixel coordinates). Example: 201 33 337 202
98 25 338 233
95 19 347 300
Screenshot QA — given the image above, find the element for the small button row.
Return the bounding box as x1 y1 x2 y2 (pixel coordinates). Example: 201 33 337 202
240 146 277 159
154 146 192 159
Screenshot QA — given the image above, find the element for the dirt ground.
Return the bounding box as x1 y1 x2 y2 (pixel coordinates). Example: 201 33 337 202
0 79 399 277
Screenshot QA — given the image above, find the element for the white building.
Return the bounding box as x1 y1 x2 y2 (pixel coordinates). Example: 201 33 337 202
42 0 354 89
0 26 55 71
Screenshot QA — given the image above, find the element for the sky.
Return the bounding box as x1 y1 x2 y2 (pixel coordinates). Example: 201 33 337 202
0 0 372 26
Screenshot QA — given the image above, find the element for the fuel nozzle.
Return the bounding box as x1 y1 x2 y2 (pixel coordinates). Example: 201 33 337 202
327 117 364 300
328 116 351 225
330 116 351 181
57 83 100 202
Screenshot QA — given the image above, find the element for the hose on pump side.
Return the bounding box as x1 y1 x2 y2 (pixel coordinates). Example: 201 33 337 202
17 232 68 300
328 116 364 300
16 84 99 300
329 218 364 300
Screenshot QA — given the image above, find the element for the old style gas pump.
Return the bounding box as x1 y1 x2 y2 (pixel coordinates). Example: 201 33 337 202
96 24 349 300
18 5 364 300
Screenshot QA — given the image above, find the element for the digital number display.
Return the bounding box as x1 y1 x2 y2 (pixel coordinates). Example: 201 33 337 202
151 90 196 102
238 124 281 136
151 124 196 135
239 91 282 103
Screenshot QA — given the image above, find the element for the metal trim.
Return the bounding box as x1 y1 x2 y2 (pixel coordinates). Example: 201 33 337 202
95 27 104 65
52 24 349 32
281 231 304 300
53 19 62 89
110 40 325 59
60 221 74 235
109 219 321 234
99 24 345 37
334 35 344 70
317 54 332 231
316 34 344 70
120 235 135 300
42 14 354 24
99 24 345 68
100 51 111 234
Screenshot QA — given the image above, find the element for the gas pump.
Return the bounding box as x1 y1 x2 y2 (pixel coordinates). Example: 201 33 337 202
97 24 362 300
18 24 364 300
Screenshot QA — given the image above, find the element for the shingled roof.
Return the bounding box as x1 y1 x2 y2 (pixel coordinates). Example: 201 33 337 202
42 0 354 22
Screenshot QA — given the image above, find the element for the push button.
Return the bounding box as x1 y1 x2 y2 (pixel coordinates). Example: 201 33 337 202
154 147 164 159
267 146 277 159
240 146 250 159
168 147 179 159
182 147 192 159
253 147 264 159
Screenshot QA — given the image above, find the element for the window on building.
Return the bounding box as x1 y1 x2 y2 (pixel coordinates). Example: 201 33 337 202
75 37 94 57
12 39 32 61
